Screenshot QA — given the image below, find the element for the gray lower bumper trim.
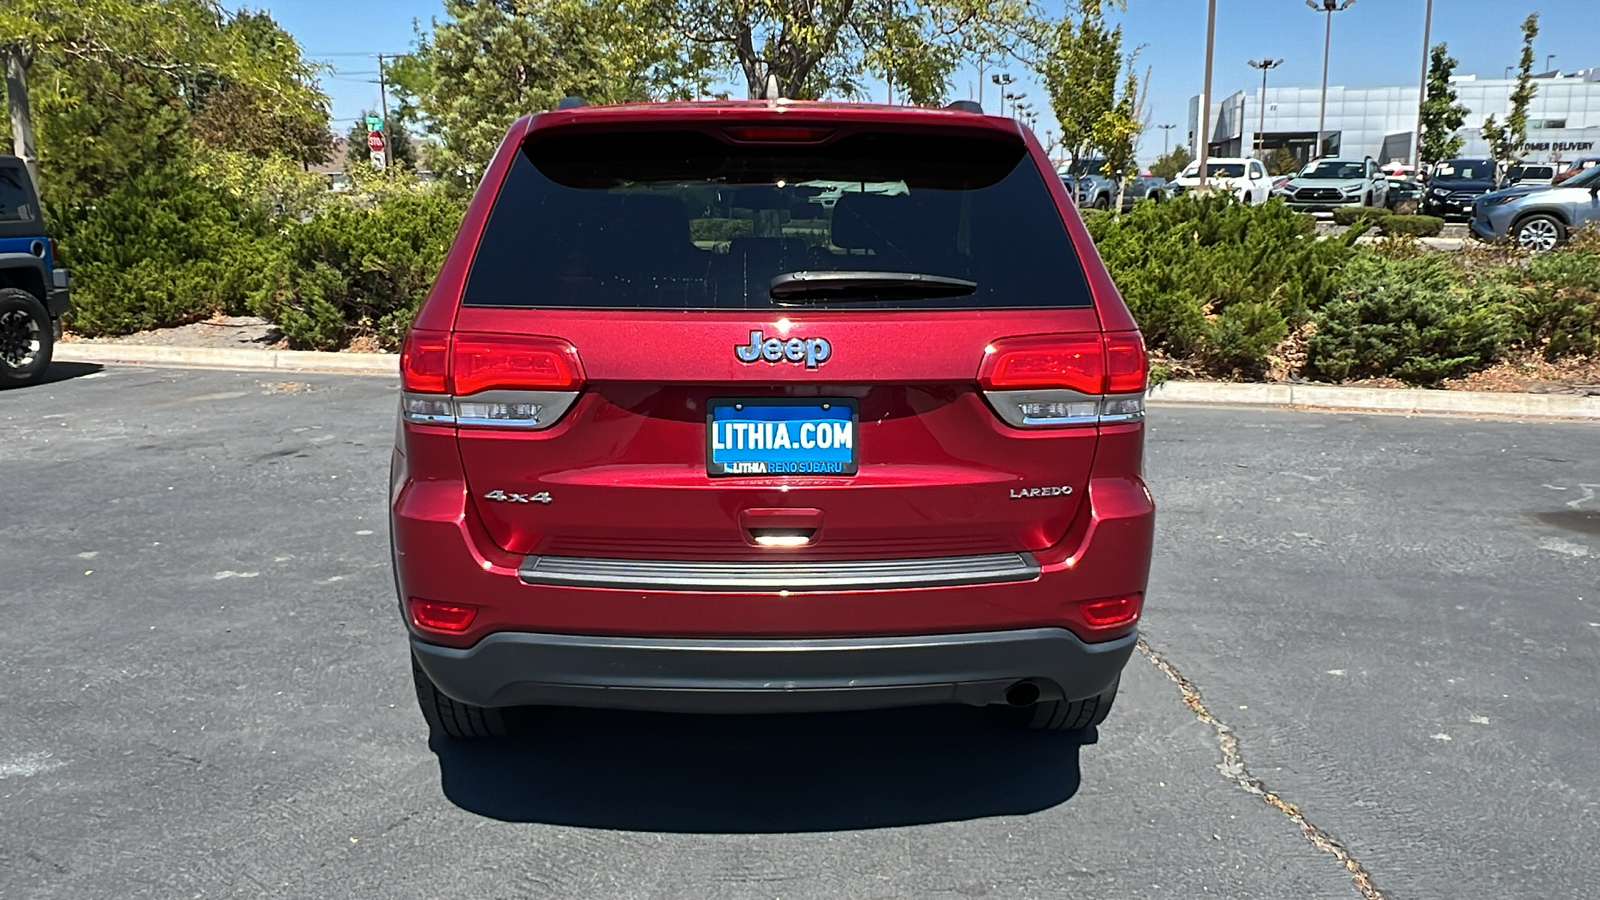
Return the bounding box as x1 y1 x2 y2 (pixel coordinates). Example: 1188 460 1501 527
518 552 1039 592
411 627 1136 714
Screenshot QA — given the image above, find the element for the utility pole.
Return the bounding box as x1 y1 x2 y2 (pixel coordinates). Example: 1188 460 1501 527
1308 0 1355 161
1412 0 1433 169
1247 58 1284 158
377 53 392 172
1198 0 1217 184
1158 123 1175 156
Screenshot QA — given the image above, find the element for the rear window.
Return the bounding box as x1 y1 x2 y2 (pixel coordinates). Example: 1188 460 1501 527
0 166 34 222
462 128 1092 310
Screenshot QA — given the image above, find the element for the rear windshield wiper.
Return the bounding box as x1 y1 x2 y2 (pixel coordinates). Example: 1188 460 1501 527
769 270 978 303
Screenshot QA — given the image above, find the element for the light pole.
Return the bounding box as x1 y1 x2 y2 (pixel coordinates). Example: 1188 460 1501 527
1307 0 1355 162
1412 0 1433 169
1158 123 1176 156
1198 0 1217 183
1010 93 1028 121
1546 54 1557 72
991 73 1014 117
1247 58 1284 158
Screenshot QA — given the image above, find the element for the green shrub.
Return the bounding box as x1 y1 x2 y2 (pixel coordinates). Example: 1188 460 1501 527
54 169 278 335
689 217 754 243
1331 206 1386 226
251 192 464 350
1305 254 1515 385
1508 245 1600 358
1377 215 1445 237
1086 194 1353 376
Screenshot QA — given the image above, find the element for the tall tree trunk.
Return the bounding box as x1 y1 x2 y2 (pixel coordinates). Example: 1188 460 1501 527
3 43 40 196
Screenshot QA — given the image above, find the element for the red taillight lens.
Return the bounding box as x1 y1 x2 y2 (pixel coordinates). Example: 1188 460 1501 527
450 334 585 395
1104 332 1149 393
408 599 478 633
722 126 836 143
400 330 450 393
1078 593 1143 629
978 335 1105 393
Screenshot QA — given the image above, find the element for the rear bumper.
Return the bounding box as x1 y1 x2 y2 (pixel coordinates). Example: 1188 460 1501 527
49 268 71 319
411 627 1136 713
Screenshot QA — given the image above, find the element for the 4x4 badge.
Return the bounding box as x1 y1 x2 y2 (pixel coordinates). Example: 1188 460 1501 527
735 330 832 369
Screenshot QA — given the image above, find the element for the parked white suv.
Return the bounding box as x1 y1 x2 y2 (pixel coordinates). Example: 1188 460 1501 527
1170 158 1273 205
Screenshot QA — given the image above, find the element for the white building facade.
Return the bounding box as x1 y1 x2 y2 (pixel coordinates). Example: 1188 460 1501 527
1188 68 1600 168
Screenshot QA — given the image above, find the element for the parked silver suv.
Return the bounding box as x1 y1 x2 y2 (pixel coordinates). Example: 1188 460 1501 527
1470 164 1600 251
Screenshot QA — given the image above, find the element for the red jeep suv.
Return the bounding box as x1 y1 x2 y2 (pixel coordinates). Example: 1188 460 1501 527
392 100 1154 738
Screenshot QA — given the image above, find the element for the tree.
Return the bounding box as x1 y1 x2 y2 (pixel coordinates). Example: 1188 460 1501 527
0 0 329 199
402 0 706 187
1094 63 1146 209
1481 13 1539 174
187 11 332 166
1263 146 1297 177
646 0 1047 102
1418 43 1468 166
1148 145 1191 181
347 112 418 170
1037 0 1123 180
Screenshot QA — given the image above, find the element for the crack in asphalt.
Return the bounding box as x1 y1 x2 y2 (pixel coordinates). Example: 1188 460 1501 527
1137 637 1386 900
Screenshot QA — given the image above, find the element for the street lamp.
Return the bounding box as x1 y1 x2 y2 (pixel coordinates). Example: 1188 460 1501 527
1158 123 1176 155
1307 0 1355 161
1546 54 1557 73
1247 58 1284 157
1198 0 1218 183
991 73 1014 117
1412 0 1433 169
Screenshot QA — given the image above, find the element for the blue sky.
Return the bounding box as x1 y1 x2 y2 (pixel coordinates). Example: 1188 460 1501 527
260 0 1593 162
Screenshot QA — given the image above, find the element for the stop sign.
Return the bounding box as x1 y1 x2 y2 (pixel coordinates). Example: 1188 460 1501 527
367 130 385 152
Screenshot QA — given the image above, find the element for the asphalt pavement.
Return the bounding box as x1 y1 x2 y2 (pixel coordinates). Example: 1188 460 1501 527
2 363 1596 899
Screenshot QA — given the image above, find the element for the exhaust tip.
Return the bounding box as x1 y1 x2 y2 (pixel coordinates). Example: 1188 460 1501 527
1005 681 1041 707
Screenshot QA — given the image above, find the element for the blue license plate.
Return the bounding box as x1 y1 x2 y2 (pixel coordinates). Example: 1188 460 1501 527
706 399 858 476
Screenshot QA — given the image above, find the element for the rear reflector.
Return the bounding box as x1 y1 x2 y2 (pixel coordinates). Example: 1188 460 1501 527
409 599 478 633
452 334 584 395
1077 594 1142 629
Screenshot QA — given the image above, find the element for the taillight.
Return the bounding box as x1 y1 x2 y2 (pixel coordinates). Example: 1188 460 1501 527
408 598 478 633
399 331 584 430
978 334 1103 394
400 330 450 393
978 333 1148 428
722 126 836 143
451 333 584 394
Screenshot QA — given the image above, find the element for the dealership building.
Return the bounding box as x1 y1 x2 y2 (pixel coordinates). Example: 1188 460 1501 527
1188 67 1600 168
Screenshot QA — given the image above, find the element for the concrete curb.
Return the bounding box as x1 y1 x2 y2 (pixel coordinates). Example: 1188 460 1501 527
1150 380 1600 420
55 343 396 376
52 343 1600 420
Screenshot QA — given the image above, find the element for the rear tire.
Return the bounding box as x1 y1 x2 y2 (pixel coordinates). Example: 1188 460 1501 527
412 653 509 738
1093 194 1111 210
1020 678 1119 731
0 288 53 389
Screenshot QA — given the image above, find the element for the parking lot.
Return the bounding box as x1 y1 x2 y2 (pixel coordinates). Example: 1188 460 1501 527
3 364 1597 899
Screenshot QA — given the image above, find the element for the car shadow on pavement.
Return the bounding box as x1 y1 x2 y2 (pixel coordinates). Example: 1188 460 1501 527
430 704 1092 832
38 361 103 385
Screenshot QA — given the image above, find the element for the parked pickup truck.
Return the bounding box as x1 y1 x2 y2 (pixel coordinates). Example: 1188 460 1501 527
1 156 71 388
1075 171 1168 210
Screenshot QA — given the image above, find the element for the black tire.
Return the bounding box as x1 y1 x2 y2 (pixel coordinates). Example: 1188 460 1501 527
1022 678 1119 731
412 653 509 739
1093 194 1111 210
1513 213 1567 252
0 287 53 389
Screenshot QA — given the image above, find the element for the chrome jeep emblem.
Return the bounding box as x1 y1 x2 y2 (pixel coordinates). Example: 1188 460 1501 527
735 330 832 369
